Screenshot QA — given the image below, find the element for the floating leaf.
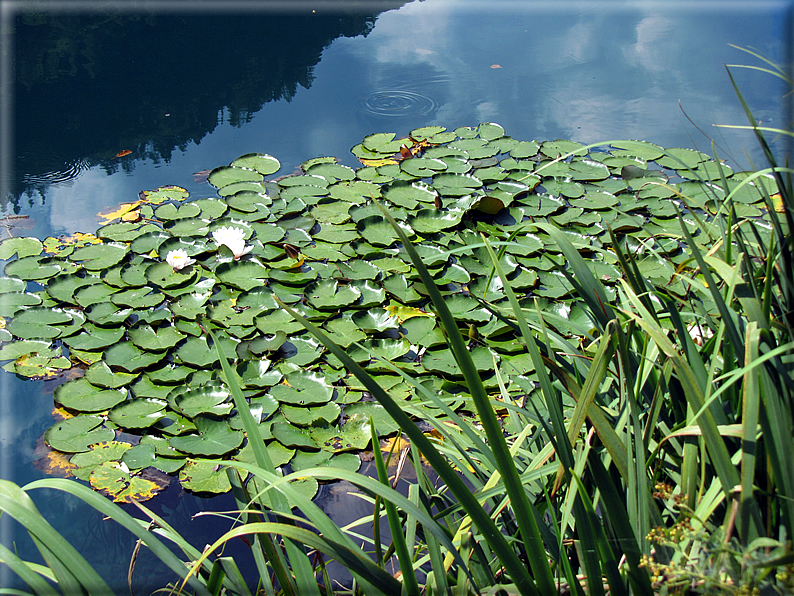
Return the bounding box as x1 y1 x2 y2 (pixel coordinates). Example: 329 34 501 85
0 236 43 259
178 460 232 493
169 415 243 456
108 398 167 429
44 415 115 453
53 378 127 412
269 370 333 405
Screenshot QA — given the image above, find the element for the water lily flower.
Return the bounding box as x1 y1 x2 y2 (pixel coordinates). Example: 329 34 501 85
687 323 714 347
166 249 195 271
212 226 253 259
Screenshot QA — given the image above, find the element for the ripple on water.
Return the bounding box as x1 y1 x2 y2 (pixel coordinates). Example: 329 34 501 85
20 157 92 186
357 89 441 118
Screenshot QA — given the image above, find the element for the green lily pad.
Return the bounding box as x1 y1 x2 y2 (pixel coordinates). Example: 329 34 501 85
5 256 65 280
410 208 464 233
178 460 232 493
231 153 281 176
175 384 233 418
306 279 362 310
268 370 333 405
282 402 341 426
53 378 127 412
104 341 167 372
85 361 138 388
6 307 73 339
216 260 270 292
0 236 44 259
343 403 399 436
208 166 264 190
169 415 244 456
271 422 320 450
351 308 398 332
44 415 115 453
110 287 164 309
129 324 185 352
108 398 167 429
62 323 124 351
121 443 184 473
70 242 129 271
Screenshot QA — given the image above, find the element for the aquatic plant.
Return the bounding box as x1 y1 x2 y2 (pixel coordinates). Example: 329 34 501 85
0 123 783 503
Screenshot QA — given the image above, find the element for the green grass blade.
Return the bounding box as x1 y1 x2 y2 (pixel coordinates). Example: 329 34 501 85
0 480 114 596
20 478 212 596
188 522 403 594
0 541 60 596
586 454 654 595
275 299 538 595
570 471 625 596
205 322 317 596
371 422 421 596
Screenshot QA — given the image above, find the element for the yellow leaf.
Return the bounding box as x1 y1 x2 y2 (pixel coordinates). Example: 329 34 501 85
0 317 5 329
32 436 75 478
359 158 398 167
121 209 141 222
96 200 142 225
772 193 785 213
52 407 74 421
384 302 434 323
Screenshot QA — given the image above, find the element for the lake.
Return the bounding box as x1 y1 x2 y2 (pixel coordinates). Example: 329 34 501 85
1 0 791 592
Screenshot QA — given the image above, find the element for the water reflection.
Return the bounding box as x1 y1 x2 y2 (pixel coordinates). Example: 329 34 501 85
1 0 791 592
7 2 409 207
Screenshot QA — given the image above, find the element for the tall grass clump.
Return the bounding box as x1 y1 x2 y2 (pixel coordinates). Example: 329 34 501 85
1 48 792 595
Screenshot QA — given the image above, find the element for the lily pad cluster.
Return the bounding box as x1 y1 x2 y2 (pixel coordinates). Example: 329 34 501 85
0 123 779 500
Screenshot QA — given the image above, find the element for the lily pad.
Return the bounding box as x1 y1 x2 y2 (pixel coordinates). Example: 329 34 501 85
169 415 244 456
53 378 127 412
44 415 115 453
108 398 167 429
268 370 333 406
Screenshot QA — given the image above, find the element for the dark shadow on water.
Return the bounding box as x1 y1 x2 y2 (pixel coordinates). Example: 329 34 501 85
8 2 410 209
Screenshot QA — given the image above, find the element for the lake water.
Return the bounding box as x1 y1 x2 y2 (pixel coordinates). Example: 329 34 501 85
1 0 791 592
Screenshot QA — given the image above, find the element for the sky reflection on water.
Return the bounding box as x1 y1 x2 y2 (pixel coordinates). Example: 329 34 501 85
5 0 791 238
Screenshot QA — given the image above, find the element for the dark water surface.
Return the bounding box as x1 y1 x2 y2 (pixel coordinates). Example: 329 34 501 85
1 0 791 592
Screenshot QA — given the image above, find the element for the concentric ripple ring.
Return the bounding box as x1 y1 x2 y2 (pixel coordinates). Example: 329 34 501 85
358 90 440 117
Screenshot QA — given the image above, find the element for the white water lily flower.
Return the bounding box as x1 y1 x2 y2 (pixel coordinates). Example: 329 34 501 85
687 323 714 347
212 226 253 259
166 249 195 271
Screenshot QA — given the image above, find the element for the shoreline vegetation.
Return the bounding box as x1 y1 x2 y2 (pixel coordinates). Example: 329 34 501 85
1 48 792 595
